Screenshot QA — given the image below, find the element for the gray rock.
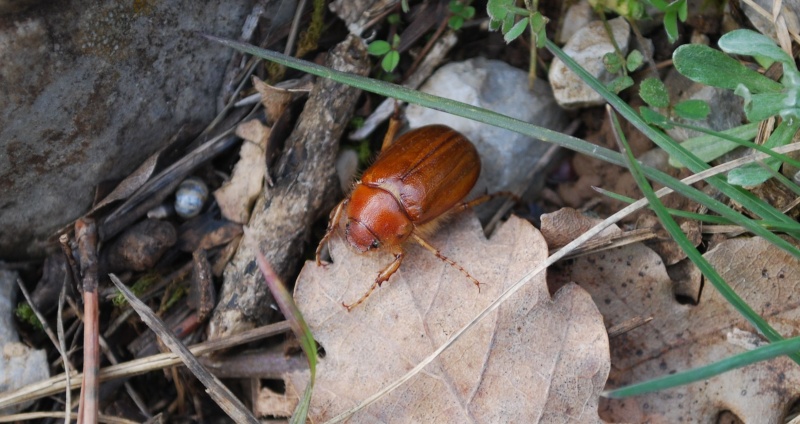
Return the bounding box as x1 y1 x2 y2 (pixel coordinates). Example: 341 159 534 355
558 1 596 44
0 268 49 415
406 57 567 211
0 0 284 259
549 17 630 109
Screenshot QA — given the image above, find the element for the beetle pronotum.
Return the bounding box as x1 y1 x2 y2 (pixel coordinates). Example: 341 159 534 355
317 123 504 311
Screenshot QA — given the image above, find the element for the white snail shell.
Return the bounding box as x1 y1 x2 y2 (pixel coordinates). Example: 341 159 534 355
175 178 208 219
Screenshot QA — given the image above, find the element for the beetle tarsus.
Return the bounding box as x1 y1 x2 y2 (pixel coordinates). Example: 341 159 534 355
411 234 483 291
342 251 404 311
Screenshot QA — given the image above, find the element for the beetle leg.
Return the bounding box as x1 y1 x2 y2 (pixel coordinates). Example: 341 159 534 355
411 234 482 292
453 191 520 213
343 248 405 312
316 199 348 266
380 116 403 151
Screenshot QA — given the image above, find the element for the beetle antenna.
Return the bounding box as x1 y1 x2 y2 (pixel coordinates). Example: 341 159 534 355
316 199 348 266
411 234 482 292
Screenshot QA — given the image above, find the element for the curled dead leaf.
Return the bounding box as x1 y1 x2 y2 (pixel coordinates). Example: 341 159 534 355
214 120 270 224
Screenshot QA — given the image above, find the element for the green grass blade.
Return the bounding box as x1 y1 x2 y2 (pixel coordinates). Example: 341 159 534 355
255 251 316 423
593 187 733 225
667 122 800 170
609 109 800 367
603 335 800 398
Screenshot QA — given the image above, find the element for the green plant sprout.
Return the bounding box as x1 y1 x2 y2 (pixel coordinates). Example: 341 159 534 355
15 301 43 330
639 76 711 122
367 33 401 73
487 0 548 87
448 0 475 30
487 0 546 46
113 273 159 306
589 0 687 43
642 0 687 43
670 29 800 186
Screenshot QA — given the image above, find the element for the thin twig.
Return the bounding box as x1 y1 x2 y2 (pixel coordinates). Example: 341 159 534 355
57 272 72 423
15 277 71 369
75 218 100 424
0 321 290 410
0 412 138 424
109 273 259 424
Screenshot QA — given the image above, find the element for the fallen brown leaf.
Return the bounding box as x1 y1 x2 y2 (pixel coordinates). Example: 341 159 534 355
253 77 298 124
214 120 270 223
280 213 609 422
546 210 800 422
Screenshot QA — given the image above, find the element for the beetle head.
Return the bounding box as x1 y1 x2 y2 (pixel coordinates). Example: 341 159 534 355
345 185 413 252
345 220 381 252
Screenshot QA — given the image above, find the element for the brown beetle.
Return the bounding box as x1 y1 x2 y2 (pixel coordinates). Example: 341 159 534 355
317 124 495 311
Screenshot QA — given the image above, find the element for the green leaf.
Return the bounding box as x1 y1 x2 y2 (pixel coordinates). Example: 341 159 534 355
673 44 784 93
603 52 622 73
391 33 401 47
667 121 800 171
677 0 688 21
727 119 800 186
668 122 758 167
644 0 669 10
640 106 671 127
487 0 512 21
741 91 790 122
367 40 391 56
489 18 501 31
449 1 464 13
664 10 679 43
504 17 529 43
387 13 401 25
607 75 634 93
626 49 643 72
448 15 465 30
719 29 793 64
501 11 515 33
530 12 546 32
535 27 547 48
640 77 670 108
673 99 710 120
462 6 475 19
381 50 400 72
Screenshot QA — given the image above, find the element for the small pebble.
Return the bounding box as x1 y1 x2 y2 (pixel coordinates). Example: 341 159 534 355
175 178 208 219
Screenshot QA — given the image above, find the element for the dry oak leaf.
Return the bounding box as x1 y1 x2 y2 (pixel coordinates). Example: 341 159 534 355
285 213 610 423
213 119 270 224
547 210 800 422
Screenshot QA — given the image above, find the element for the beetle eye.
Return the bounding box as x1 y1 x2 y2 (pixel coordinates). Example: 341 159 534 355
371 240 380 249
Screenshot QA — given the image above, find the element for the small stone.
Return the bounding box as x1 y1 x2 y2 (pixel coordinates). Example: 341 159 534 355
549 17 631 109
175 178 209 219
103 219 177 272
